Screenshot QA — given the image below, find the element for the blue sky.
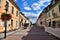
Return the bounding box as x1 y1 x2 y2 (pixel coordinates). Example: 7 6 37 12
15 0 51 23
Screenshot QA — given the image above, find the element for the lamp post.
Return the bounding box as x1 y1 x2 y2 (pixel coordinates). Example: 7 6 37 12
4 1 9 38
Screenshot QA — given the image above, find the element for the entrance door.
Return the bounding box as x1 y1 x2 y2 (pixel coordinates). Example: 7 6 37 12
52 21 56 28
49 22 51 27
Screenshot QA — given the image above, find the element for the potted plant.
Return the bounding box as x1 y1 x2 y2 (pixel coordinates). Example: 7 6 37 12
1 13 12 21
24 23 29 29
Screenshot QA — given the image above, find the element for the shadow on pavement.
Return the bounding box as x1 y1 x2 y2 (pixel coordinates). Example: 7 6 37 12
0 38 4 40
22 26 60 40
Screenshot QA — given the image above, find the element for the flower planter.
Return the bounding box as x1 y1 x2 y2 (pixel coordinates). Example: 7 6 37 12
1 13 12 21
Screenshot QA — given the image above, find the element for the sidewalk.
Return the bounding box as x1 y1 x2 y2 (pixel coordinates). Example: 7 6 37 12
0 26 31 40
0 26 60 40
0 29 21 38
45 27 60 38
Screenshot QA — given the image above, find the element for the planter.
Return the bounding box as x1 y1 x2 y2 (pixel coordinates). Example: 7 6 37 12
1 13 12 21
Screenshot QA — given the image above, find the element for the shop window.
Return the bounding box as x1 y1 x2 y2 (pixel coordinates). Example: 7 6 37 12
48 22 51 27
52 21 56 28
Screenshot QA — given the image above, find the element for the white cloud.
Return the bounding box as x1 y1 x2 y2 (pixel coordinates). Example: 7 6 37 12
32 3 41 10
22 0 32 10
30 18 37 23
21 0 51 23
22 11 42 23
32 0 51 10
23 1 28 6
24 6 32 10
14 0 17 2
22 12 38 17
22 0 51 10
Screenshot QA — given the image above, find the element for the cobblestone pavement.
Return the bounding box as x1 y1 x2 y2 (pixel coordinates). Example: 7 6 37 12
0 26 60 40
1 29 28 40
22 26 60 40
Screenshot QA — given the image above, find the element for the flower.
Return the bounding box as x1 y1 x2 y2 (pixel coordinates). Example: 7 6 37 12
1 13 12 21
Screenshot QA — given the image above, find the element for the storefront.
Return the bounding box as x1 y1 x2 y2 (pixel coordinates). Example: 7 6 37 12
46 19 51 27
52 17 60 28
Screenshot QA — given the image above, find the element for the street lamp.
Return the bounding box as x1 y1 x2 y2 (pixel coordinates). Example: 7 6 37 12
4 1 9 38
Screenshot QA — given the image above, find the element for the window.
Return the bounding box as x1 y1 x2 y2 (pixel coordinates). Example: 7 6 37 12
59 4 60 12
48 7 49 10
0 0 2 7
48 22 51 27
47 12 50 18
11 19 13 27
52 9 54 16
52 21 56 28
0 20 1 26
16 11 18 16
16 21 18 27
52 0 55 5
0 0 1 4
49 12 50 17
40 22 42 24
52 9 57 18
12 6 14 14
47 12 50 17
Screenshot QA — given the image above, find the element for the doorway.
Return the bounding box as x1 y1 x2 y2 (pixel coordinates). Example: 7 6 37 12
52 21 56 28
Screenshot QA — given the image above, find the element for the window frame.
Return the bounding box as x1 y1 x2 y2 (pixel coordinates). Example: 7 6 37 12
59 4 60 12
0 0 1 4
16 11 18 16
0 0 2 7
12 6 14 14
52 9 54 17
16 21 18 27
11 19 13 27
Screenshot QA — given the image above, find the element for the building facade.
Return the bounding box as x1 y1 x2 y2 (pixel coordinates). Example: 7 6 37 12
0 0 20 32
19 12 31 30
0 0 31 33
46 0 60 28
36 0 60 38
36 11 46 27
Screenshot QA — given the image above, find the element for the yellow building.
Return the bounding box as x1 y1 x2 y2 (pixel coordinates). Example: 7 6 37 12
0 0 20 32
19 12 31 30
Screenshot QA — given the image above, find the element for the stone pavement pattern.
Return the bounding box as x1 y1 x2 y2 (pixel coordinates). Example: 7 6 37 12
0 26 60 40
